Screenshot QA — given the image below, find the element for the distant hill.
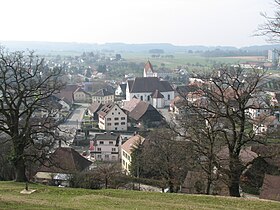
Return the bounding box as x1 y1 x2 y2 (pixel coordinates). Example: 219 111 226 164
0 41 279 54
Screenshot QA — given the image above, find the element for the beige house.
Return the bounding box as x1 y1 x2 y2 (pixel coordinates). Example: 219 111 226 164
98 103 127 131
73 87 91 103
90 133 120 162
121 135 145 174
92 88 114 104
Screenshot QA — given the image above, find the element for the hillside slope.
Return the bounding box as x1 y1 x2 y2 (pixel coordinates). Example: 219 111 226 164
0 182 279 210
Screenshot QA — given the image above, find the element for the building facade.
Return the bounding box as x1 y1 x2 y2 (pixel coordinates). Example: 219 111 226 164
121 134 145 174
98 103 127 131
90 133 120 161
92 88 115 104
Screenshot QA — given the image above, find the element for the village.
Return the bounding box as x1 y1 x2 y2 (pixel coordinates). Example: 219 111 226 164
17 51 278 200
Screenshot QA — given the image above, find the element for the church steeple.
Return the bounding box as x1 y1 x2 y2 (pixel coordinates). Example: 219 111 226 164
143 60 156 77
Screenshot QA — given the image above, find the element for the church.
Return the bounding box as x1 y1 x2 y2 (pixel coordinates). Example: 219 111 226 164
125 61 174 108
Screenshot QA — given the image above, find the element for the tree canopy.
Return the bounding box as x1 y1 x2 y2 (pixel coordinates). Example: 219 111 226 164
0 48 65 181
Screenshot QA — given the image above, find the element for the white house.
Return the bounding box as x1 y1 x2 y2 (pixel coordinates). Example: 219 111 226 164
121 134 145 174
126 77 174 107
73 87 91 103
90 133 120 162
98 103 127 131
92 88 115 104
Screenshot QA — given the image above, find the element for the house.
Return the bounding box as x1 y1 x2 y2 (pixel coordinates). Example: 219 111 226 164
260 174 280 201
121 134 145 174
170 96 185 116
73 87 91 103
34 147 92 186
87 102 103 121
123 98 163 128
126 77 174 107
143 60 157 77
92 88 114 103
247 96 280 134
90 133 120 161
55 84 80 106
115 83 127 97
98 103 127 131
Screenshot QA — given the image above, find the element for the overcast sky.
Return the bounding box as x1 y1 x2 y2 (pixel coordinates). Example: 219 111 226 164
0 0 276 47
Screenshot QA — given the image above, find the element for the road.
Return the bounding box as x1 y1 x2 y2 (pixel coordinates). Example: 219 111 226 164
58 104 89 147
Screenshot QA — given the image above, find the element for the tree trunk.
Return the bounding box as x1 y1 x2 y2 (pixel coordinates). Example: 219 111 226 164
14 157 27 182
168 180 174 193
228 165 241 197
229 181 240 197
206 178 211 195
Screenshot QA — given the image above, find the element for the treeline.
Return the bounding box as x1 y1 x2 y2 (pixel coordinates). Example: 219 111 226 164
202 49 267 57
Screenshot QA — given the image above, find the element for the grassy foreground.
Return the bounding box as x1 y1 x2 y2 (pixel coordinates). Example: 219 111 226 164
0 182 279 210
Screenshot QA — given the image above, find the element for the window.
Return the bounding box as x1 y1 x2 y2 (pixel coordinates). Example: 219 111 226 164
121 117 125 120
115 108 117 111
114 117 119 120
109 141 113 144
107 123 111 126
97 155 102 159
105 155 109 159
97 148 101 151
121 122 125 125
112 112 114 115
140 96 143 100
115 122 119 125
115 127 117 130
100 141 104 144
147 95 150 101
107 118 111 121
168 94 170 100
112 148 116 151
118 112 120 115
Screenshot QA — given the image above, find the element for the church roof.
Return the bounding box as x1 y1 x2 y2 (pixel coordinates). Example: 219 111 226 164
128 77 173 93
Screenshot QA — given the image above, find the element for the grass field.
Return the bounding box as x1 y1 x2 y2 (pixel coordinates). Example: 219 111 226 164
0 181 280 210
122 52 265 69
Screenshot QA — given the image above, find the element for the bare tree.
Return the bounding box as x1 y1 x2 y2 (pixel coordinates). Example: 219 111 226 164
174 67 269 197
0 48 65 181
134 128 192 193
258 0 280 42
95 162 122 189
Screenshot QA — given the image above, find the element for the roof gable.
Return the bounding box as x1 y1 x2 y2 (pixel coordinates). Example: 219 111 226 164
151 89 164 98
98 103 125 117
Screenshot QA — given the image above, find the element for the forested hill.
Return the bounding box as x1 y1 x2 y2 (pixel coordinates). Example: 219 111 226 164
1 41 280 54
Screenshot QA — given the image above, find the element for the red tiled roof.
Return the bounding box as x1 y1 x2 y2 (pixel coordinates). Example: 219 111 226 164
121 134 145 155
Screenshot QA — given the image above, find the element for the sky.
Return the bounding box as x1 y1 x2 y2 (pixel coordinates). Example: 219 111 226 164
0 0 277 47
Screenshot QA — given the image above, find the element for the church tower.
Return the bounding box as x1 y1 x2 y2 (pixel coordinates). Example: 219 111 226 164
143 61 157 77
